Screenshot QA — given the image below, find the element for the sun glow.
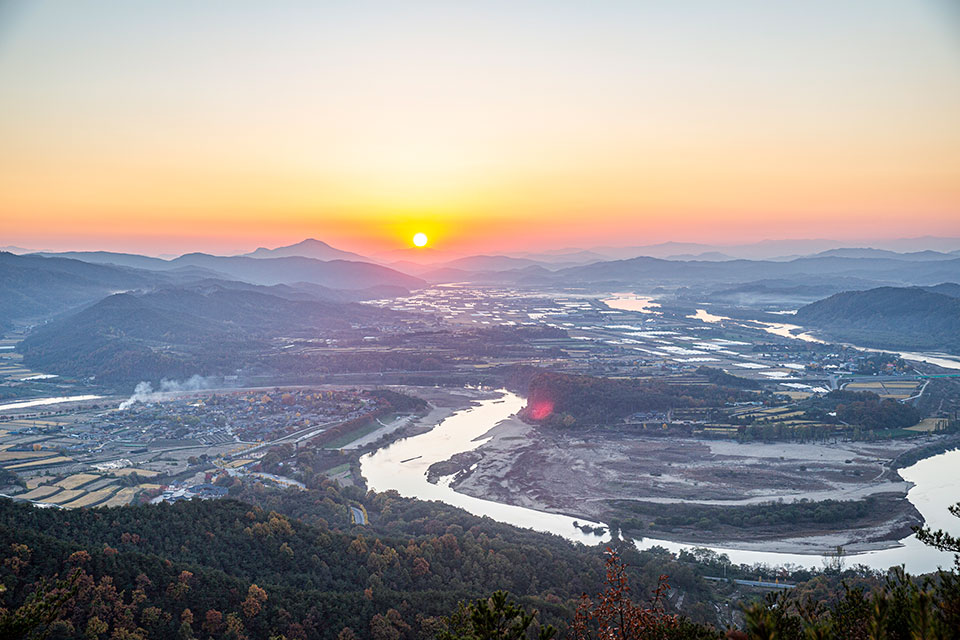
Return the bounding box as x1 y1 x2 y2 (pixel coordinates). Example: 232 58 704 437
412 232 428 247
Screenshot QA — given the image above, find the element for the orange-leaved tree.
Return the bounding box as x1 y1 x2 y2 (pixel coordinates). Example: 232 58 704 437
571 547 680 640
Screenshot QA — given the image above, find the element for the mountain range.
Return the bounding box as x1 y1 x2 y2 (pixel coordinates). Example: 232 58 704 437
0 252 166 331
19 284 406 382
30 250 424 289
0 251 418 334
243 238 369 262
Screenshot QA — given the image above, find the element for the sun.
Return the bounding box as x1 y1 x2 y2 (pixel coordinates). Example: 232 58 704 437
412 232 428 247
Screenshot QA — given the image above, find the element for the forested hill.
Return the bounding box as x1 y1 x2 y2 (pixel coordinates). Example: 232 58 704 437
518 368 763 427
18 286 406 383
794 286 960 353
0 252 162 332
0 494 722 640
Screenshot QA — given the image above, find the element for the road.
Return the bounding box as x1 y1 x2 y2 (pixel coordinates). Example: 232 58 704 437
704 576 794 589
349 506 367 525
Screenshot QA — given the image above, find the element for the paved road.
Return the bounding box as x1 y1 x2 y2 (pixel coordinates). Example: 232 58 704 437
704 576 794 589
349 506 367 525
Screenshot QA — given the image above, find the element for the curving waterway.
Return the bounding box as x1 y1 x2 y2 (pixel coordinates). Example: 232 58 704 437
0 395 103 412
360 390 960 573
360 392 608 545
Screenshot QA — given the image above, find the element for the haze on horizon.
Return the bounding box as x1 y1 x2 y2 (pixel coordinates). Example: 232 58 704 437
1 0 959 256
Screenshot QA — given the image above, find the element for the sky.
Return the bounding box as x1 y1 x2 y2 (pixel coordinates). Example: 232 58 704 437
1 0 959 257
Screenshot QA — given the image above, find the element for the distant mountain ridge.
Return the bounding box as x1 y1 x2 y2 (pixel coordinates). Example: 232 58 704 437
167 253 425 289
34 249 424 290
794 285 960 354
243 238 369 262
0 252 166 331
19 285 406 382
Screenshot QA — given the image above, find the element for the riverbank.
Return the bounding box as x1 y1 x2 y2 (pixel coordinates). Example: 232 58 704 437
440 416 945 554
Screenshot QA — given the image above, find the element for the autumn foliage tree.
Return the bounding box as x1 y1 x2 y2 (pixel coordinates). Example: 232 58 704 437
570 548 682 640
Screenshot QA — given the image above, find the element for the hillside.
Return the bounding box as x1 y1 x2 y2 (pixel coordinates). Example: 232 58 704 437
0 494 715 640
29 250 424 290
18 286 406 383
244 238 370 262
0 252 163 331
794 286 960 354
552 255 960 287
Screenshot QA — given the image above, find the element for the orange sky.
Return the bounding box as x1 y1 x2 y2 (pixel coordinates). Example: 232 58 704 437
1 2 959 256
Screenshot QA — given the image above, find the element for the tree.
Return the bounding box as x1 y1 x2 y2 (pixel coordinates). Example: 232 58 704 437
437 591 555 640
914 501 960 561
0 569 81 640
570 548 681 640
241 584 267 619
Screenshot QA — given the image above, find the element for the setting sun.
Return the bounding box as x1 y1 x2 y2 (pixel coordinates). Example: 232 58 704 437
412 232 428 248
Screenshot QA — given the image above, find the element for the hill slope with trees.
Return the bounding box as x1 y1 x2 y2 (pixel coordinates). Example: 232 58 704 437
794 286 960 353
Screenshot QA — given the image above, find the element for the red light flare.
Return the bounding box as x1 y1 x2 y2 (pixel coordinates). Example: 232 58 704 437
528 399 554 420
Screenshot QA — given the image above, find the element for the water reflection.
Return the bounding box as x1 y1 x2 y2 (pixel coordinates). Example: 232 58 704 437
361 391 960 572
0 395 103 412
602 295 661 314
360 391 609 546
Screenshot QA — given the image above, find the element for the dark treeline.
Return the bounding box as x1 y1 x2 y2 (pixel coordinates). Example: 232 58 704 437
517 369 765 427
3 494 960 639
610 497 884 536
802 390 921 430
0 495 724 639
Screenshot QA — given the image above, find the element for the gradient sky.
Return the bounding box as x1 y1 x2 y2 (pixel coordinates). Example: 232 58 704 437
1 1 959 256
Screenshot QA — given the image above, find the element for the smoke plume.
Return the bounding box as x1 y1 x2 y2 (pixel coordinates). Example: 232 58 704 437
118 375 216 409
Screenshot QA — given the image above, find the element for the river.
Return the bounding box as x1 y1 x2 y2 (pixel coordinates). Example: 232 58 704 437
0 395 103 412
360 390 960 573
602 295 661 314
360 392 608 546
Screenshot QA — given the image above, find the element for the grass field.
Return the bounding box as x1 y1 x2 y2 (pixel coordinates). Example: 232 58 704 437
60 487 119 508
101 487 138 507
907 418 949 433
6 455 72 469
54 473 100 490
17 485 59 500
42 489 85 504
111 467 160 477
0 450 54 461
323 419 385 449
25 475 54 489
325 463 351 476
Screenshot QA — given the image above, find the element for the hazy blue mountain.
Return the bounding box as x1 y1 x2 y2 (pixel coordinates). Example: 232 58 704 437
32 250 174 270
921 282 960 298
168 253 425 289
575 237 960 261
666 251 737 261
811 248 955 261
439 255 547 272
19 285 405 382
177 278 410 303
420 264 555 284
551 255 960 287
0 252 163 330
243 238 370 262
794 286 960 354
33 247 417 291
375 246 454 264
508 248 608 264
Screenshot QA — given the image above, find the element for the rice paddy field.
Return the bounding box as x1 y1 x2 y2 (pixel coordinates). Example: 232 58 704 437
6 469 160 509
844 380 922 400
111 467 160 477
